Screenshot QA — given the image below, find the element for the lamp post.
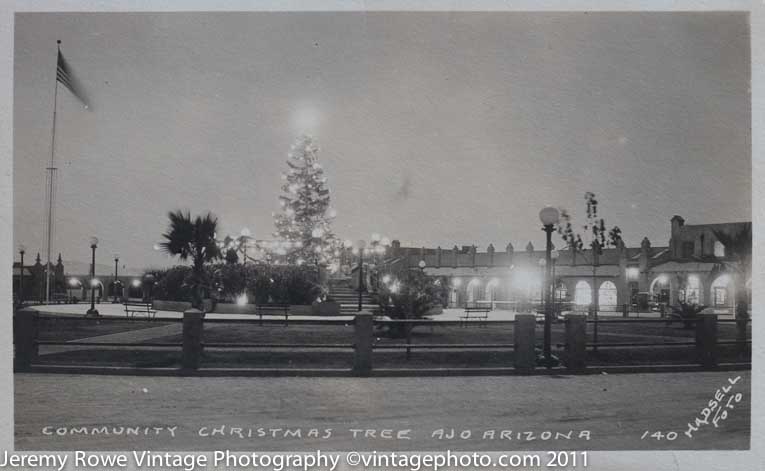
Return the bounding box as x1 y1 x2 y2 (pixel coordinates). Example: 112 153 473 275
86 236 99 317
356 240 366 311
539 206 560 368
112 253 120 303
551 249 560 315
18 244 26 307
538 258 547 314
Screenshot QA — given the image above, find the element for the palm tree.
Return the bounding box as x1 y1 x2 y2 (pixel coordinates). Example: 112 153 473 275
713 223 751 319
159 210 221 309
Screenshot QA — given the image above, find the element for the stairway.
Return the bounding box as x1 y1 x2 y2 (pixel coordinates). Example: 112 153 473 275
328 278 378 315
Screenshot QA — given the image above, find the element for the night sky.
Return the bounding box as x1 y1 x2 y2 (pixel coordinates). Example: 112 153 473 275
13 12 750 270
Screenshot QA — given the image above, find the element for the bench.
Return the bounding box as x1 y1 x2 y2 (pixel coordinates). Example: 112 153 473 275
461 306 491 325
123 302 156 319
51 293 70 304
255 304 291 325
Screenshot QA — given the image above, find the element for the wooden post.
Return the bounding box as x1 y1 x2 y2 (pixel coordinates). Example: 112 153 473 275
565 314 587 371
513 314 536 371
696 313 717 369
182 308 204 371
622 303 628 318
353 312 374 376
14 308 39 371
736 317 749 355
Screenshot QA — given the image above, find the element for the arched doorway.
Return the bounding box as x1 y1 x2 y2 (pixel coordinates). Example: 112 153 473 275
555 282 568 303
467 278 482 306
485 278 499 309
574 280 591 306
685 275 702 305
650 275 671 304
599 281 618 308
710 274 733 308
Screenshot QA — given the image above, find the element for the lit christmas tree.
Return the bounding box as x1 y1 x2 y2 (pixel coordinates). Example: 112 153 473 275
272 135 340 267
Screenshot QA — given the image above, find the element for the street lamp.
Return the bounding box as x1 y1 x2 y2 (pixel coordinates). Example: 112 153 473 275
418 259 426 272
356 240 366 311
18 244 26 307
539 206 560 368
86 236 99 317
112 253 120 303
551 249 560 312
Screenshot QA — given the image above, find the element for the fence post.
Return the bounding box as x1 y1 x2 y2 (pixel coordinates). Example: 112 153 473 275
14 308 39 372
736 317 749 355
660 304 666 318
565 315 587 371
353 312 374 376
513 314 536 372
695 314 717 369
182 308 204 371
622 303 628 318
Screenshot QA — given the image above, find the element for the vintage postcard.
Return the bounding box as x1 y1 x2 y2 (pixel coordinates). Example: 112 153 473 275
6 3 761 471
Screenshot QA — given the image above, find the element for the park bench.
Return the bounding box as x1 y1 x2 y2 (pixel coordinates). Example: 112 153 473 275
255 303 291 325
461 305 491 325
123 301 156 319
51 293 70 304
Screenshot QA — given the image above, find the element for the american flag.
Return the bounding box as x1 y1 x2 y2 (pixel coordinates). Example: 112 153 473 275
57 49 89 109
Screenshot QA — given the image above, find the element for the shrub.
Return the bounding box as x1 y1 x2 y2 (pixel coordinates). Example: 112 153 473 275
149 266 194 302
150 263 322 305
670 302 708 329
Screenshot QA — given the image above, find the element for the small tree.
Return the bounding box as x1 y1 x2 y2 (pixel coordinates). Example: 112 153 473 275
558 192 622 312
378 270 449 337
159 210 221 308
713 223 752 319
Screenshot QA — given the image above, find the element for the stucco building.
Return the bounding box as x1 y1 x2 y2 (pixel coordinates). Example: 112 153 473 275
376 216 751 314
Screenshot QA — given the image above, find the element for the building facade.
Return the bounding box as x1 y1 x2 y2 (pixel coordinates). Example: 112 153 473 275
376 216 751 314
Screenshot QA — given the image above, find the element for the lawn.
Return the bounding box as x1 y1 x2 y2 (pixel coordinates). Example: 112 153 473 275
32 317 751 370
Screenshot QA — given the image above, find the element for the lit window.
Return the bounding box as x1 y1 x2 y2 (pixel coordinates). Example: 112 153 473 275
714 241 725 258
575 281 591 306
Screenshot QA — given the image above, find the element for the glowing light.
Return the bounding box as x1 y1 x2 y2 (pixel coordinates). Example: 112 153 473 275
131 279 141 288
236 293 249 306
687 275 700 287
90 278 100 287
626 267 640 280
68 278 79 287
297 258 305 266
382 274 392 284
452 278 462 288
712 274 731 287
390 281 401 294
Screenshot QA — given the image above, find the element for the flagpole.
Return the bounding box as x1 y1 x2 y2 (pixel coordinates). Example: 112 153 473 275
44 40 61 304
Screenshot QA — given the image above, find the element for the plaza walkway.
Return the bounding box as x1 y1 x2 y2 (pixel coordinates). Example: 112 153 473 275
28 302 675 322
